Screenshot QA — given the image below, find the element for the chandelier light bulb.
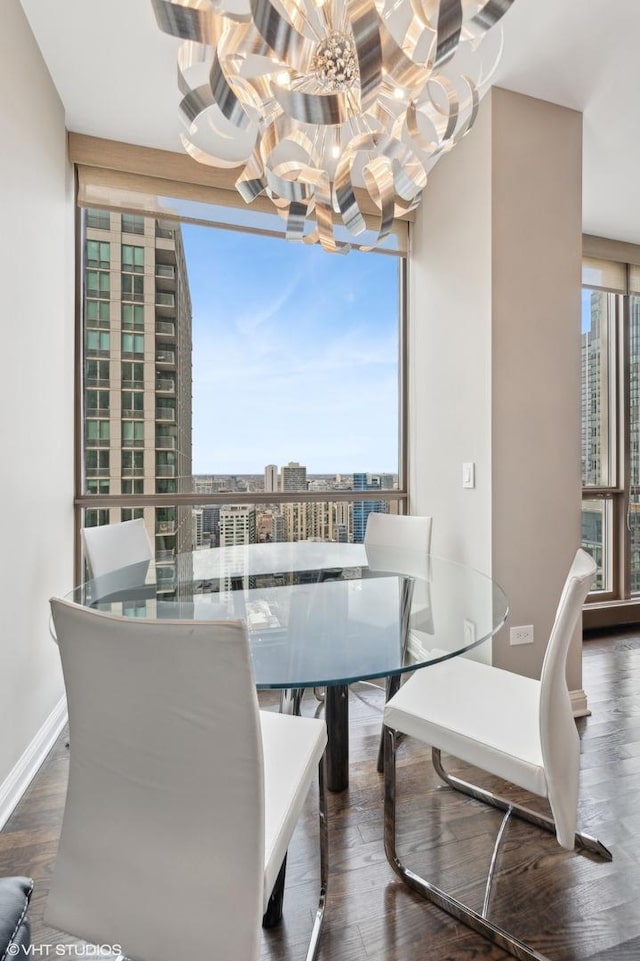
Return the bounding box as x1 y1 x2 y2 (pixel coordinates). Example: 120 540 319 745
152 0 516 252
312 32 359 92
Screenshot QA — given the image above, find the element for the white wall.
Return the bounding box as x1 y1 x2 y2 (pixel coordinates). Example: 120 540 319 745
409 88 494 575
491 89 583 689
410 88 584 696
0 0 74 797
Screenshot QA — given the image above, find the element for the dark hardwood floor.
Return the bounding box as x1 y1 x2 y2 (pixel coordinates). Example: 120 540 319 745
2 631 640 960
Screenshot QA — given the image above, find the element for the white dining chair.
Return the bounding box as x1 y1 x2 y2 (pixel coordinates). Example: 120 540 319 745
81 517 153 600
82 517 153 578
364 512 433 770
364 512 433 555
382 548 612 961
364 512 435 646
48 597 328 961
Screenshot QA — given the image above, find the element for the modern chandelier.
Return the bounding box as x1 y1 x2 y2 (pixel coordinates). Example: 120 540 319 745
152 0 515 251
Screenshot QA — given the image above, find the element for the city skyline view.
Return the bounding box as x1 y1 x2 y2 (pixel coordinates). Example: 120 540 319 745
192 465 396 546
181 223 401 475
192 464 399 491
191 466 399 485
80 208 403 556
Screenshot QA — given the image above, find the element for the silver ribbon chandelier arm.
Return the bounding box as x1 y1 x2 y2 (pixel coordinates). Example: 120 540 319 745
151 0 516 252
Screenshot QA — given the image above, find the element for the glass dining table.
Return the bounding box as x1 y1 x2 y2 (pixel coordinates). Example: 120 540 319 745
67 541 508 791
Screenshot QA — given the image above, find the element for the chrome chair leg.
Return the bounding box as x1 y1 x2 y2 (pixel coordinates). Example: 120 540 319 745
305 756 328 961
431 749 613 861
279 687 304 716
376 673 402 772
383 726 607 961
263 757 328 959
482 807 512 918
269 686 307 933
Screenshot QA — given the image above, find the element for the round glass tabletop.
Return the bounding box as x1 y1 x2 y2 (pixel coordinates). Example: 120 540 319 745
68 542 508 690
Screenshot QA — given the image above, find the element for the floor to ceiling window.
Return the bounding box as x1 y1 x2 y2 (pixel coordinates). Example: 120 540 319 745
77 191 407 579
581 251 640 626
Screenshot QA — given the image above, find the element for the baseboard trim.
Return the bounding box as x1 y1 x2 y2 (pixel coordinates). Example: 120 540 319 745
0 696 68 831
570 688 590 718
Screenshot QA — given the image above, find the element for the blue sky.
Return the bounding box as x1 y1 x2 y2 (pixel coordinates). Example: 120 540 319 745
181 224 400 475
582 288 593 333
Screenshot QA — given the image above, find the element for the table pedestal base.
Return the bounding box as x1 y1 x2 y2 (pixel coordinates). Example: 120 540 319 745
325 684 349 792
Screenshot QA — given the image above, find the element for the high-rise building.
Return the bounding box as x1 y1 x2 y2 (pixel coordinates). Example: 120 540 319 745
192 508 204 548
83 209 193 583
580 292 609 591
282 502 308 542
271 512 287 543
202 506 220 544
264 464 278 492
280 461 307 492
307 500 333 541
352 472 388 543
280 464 308 539
335 523 349 543
257 510 273 543
581 292 605 485
629 297 640 589
219 505 257 546
334 501 352 541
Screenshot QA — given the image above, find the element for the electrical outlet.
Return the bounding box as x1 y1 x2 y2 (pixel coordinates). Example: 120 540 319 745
510 625 534 646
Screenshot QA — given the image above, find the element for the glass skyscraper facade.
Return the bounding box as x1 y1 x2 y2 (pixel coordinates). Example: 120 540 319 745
352 473 389 543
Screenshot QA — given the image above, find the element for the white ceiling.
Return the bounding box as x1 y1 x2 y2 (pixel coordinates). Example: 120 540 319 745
19 0 640 245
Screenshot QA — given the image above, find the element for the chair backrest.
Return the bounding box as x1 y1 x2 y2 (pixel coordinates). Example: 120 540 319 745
81 518 153 579
365 512 433 582
364 514 434 637
539 548 597 847
364 512 433 554
47 597 264 961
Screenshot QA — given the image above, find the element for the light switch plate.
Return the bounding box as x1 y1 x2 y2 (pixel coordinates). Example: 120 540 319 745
462 462 475 489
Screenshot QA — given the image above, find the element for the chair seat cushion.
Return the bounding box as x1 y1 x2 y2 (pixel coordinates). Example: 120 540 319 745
384 654 548 797
260 711 327 910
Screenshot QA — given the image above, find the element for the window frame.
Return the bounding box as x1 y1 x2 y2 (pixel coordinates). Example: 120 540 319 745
581 249 640 627
74 181 409 580
581 287 621 601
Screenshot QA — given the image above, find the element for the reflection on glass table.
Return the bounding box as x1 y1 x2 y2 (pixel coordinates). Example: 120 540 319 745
68 542 508 792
